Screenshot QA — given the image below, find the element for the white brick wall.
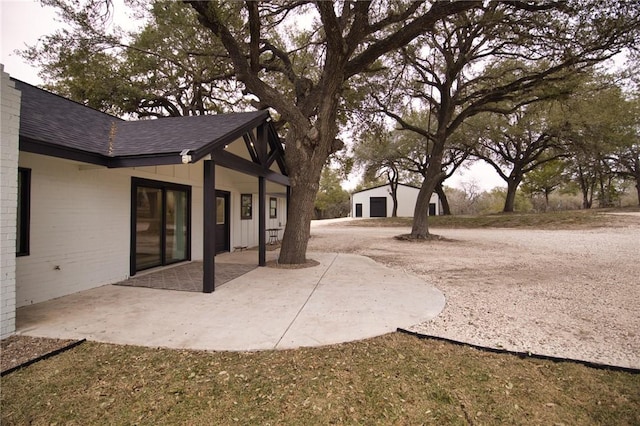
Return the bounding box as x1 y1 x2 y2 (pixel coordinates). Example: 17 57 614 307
14 153 283 307
16 153 131 306
0 65 21 338
16 155 213 307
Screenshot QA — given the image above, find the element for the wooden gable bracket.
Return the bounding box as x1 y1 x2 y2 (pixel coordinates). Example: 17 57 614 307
267 124 287 175
242 133 260 163
256 123 268 165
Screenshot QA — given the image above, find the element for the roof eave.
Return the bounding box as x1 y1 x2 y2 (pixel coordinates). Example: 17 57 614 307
20 137 109 167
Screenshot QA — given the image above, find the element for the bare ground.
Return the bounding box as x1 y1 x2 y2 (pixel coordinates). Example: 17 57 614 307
1 336 78 373
308 215 640 369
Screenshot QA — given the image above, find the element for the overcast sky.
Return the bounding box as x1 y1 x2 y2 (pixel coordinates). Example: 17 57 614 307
0 0 505 191
1 0 58 85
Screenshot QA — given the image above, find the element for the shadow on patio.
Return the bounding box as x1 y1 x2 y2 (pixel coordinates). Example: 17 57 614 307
115 249 275 292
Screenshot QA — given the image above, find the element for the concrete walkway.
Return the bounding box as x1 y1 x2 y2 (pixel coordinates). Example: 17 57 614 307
16 252 445 351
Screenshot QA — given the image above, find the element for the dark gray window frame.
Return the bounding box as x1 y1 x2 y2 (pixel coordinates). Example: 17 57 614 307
17 168 31 256
130 177 192 275
269 197 277 219
241 193 253 220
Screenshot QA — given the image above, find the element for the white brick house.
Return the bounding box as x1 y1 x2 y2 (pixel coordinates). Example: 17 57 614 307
0 67 289 338
351 183 441 218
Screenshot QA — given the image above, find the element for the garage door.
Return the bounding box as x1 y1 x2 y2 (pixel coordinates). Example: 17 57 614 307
370 197 387 217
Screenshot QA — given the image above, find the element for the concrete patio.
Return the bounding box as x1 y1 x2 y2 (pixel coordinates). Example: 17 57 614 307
15 251 445 351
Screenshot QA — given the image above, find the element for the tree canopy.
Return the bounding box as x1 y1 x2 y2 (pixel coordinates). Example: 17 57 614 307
362 0 639 234
25 1 242 117
22 0 640 257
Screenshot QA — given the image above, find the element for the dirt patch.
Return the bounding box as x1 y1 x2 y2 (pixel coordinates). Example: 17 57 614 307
1 335 78 373
308 215 640 369
394 233 447 241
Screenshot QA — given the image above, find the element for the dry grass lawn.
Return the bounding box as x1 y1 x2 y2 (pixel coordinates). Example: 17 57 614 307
3 209 639 424
2 333 639 425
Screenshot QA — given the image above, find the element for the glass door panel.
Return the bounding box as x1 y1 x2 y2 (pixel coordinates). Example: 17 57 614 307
136 187 162 270
215 193 229 253
166 189 188 263
132 178 191 274
216 196 225 224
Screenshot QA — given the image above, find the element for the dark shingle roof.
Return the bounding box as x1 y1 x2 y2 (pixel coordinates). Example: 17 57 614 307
14 79 272 164
14 79 121 156
112 112 267 157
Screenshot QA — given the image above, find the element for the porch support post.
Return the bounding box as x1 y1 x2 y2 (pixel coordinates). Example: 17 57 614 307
203 159 216 293
258 176 266 266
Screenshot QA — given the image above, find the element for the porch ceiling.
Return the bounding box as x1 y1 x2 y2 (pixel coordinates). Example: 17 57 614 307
218 166 287 195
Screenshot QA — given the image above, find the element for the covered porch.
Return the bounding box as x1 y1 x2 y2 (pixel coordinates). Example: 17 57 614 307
17 78 290 294
116 249 278 292
113 113 290 294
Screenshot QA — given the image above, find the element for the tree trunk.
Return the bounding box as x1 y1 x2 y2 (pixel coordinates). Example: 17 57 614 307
634 165 640 206
435 183 451 215
503 176 522 213
390 181 399 218
279 172 321 264
410 131 446 237
544 189 550 212
579 181 593 209
410 175 439 238
278 116 338 264
597 174 607 208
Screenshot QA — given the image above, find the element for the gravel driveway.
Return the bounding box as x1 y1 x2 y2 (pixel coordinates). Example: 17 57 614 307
308 216 640 369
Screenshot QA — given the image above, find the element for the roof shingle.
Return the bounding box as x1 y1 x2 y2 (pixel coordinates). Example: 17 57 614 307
14 79 271 161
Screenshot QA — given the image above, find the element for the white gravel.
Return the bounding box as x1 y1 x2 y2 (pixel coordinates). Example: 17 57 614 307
308 216 640 369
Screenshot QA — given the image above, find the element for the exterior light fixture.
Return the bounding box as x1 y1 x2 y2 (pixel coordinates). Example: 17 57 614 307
180 149 192 164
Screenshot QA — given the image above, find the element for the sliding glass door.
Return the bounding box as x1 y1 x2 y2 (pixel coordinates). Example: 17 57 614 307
132 178 191 274
166 189 188 263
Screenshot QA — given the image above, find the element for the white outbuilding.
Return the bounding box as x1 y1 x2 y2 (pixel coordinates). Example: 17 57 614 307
351 183 441 218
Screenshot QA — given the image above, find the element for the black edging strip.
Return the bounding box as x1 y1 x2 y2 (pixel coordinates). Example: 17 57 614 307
1 338 87 377
396 328 640 375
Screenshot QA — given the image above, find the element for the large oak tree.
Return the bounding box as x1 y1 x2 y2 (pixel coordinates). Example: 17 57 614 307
185 1 481 262
562 79 639 207
27 0 480 262
366 0 639 237
470 105 568 212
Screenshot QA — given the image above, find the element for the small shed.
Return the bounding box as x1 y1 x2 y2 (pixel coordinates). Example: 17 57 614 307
351 183 440 218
